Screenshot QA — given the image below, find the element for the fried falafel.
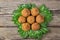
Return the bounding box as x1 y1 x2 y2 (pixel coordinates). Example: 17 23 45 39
31 23 40 31
27 16 35 24
36 15 44 23
31 8 39 16
22 23 30 31
21 8 30 17
18 16 26 23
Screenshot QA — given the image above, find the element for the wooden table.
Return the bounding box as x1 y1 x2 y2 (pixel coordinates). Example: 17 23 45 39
0 0 60 40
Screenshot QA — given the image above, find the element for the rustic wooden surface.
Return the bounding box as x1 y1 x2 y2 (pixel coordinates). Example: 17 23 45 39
0 0 60 40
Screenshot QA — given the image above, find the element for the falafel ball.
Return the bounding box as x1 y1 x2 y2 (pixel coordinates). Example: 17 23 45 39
27 16 35 24
22 23 30 31
18 16 26 23
21 8 30 17
31 23 40 31
31 8 39 16
36 15 44 23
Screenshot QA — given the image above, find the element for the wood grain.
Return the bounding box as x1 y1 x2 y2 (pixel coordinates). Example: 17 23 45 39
1 0 60 2
0 1 60 15
0 27 60 40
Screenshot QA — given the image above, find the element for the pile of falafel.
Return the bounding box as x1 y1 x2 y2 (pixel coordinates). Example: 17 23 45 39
18 7 44 31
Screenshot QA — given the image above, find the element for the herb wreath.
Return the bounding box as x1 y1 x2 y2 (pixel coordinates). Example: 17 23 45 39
12 4 52 39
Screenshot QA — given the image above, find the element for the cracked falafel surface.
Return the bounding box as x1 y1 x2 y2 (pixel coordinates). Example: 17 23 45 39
27 16 35 24
31 8 39 16
22 23 30 31
21 8 30 17
18 16 26 23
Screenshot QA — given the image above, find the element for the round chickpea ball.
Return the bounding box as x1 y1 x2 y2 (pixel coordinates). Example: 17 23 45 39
36 15 44 23
18 16 26 23
27 16 35 24
22 23 30 31
31 8 39 16
31 23 40 31
21 8 30 17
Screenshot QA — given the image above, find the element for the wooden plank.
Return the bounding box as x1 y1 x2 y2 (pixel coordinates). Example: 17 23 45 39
0 1 60 15
1 0 60 2
0 27 60 40
10 0 60 1
0 15 16 27
0 10 60 27
0 0 7 2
